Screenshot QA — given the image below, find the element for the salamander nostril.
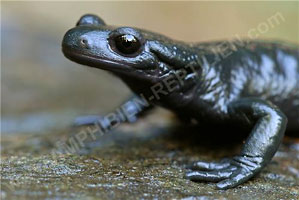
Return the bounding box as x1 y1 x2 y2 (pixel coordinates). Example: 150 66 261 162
80 38 89 48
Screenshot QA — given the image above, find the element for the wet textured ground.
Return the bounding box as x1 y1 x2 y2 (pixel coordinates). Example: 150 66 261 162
1 114 299 199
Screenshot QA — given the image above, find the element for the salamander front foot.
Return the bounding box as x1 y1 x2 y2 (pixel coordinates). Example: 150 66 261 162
185 156 263 189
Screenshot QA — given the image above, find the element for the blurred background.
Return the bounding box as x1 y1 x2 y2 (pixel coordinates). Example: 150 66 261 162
1 1 299 134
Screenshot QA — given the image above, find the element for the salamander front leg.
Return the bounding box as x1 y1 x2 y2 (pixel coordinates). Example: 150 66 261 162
73 95 153 130
186 98 287 189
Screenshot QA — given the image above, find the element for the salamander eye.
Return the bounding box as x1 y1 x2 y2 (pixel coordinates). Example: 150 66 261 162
111 34 141 56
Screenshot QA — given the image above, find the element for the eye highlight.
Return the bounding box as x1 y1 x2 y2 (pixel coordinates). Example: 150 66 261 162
110 34 142 56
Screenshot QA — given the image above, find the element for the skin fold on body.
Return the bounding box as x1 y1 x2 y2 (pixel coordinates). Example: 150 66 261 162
62 14 299 189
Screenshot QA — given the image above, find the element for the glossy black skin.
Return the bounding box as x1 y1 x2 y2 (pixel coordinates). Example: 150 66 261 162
62 14 299 189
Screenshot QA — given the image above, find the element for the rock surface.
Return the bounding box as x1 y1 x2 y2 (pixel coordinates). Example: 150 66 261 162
1 117 299 199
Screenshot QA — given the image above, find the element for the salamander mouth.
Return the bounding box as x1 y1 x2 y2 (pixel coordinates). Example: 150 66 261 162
62 47 133 73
